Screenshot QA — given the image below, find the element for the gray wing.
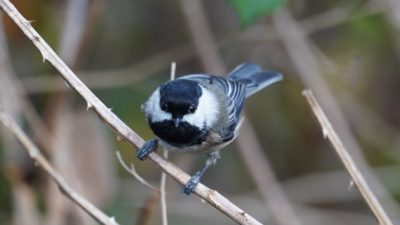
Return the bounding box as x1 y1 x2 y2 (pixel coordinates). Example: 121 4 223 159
227 62 263 79
228 62 283 97
179 74 247 138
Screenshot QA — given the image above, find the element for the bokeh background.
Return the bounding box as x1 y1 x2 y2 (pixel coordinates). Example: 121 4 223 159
0 0 400 224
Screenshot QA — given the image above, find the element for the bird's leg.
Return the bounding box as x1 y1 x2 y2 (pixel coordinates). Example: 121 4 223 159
136 138 158 160
182 151 221 195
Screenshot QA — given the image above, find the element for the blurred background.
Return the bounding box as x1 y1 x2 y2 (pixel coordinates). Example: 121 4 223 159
0 0 400 224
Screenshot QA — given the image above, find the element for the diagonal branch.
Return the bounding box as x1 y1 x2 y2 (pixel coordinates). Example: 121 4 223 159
0 1 262 224
302 90 393 225
272 6 400 223
0 112 119 225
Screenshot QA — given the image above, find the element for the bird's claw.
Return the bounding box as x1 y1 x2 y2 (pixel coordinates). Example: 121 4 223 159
182 172 201 195
136 139 158 160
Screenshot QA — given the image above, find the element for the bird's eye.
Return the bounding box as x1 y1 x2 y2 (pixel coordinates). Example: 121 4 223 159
188 105 196 113
161 103 168 111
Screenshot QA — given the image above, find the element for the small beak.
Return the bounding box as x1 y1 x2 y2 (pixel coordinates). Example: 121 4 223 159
174 117 182 127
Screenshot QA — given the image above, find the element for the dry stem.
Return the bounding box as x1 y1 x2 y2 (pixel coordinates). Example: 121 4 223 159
273 6 400 223
302 90 393 225
0 1 261 224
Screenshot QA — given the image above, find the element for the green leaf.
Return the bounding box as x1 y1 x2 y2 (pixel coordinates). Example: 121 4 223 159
228 0 286 25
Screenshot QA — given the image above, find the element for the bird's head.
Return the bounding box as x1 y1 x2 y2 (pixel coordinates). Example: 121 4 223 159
143 79 219 129
159 80 201 127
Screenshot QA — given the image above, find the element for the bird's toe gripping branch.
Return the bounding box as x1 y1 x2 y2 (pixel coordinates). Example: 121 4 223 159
182 171 202 195
182 152 221 195
136 138 158 160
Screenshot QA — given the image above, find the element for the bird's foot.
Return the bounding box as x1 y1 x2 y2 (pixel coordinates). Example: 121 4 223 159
136 138 158 160
182 171 201 195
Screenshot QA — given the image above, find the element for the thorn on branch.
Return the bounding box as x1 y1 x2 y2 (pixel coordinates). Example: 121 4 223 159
86 102 93 111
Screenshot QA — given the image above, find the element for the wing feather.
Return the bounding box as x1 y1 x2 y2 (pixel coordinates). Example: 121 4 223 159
179 74 246 136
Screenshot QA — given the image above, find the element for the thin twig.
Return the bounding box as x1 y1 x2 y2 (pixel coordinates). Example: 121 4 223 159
169 62 176 81
160 149 168 225
115 151 158 192
160 62 176 225
0 112 119 225
0 1 262 224
302 90 393 225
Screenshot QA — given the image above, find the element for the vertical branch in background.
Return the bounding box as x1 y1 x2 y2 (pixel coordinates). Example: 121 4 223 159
179 1 302 225
160 62 176 225
302 90 393 225
272 7 400 223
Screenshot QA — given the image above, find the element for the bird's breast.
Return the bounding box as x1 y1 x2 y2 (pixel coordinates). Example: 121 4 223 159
149 120 208 147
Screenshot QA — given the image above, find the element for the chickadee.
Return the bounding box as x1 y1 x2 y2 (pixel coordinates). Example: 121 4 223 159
137 62 282 194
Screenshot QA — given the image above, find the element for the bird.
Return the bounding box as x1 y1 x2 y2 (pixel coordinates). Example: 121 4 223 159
136 62 283 194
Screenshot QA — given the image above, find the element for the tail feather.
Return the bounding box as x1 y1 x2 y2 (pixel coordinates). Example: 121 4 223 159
227 62 263 79
227 62 283 97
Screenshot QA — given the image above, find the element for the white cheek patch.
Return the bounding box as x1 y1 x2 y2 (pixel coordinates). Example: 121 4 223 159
143 89 171 122
183 86 219 128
